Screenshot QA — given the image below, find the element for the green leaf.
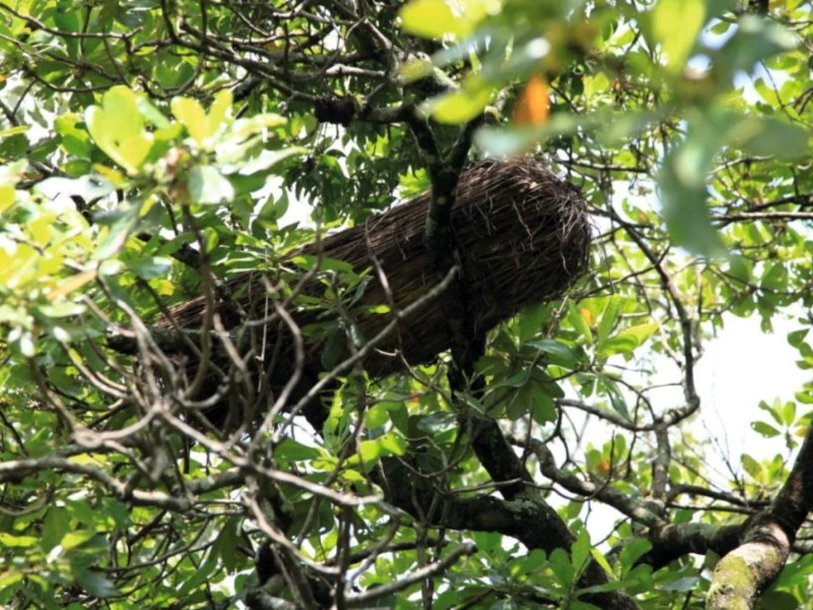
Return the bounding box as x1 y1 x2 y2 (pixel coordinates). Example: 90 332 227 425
187 166 235 204
780 401 796 426
741 453 761 479
549 548 574 587
61 530 97 550
589 547 614 579
356 432 406 466
619 539 652 572
728 116 809 158
291 254 355 273
0 125 29 139
154 58 195 89
602 379 629 419
94 202 140 259
37 302 86 318
531 391 556 424
0 570 23 589
378 431 407 456
55 116 91 157
422 86 491 124
660 575 701 592
121 253 172 280
176 558 217 596
597 298 620 344
85 86 153 174
358 439 384 465
212 518 243 572
612 322 659 352
756 591 802 610
751 421 781 438
400 0 484 39
568 302 594 344
658 113 732 256
42 508 71 551
171 90 233 147
572 529 591 573
0 533 37 548
229 147 304 176
399 58 435 83
275 438 321 461
364 403 392 429
787 329 809 349
652 0 705 73
527 339 580 368
0 184 15 212
718 16 797 76
771 555 813 589
758 400 784 426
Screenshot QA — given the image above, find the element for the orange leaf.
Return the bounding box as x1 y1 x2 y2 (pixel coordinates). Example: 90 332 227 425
512 75 550 126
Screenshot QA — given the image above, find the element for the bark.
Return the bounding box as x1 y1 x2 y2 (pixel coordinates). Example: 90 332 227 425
707 423 813 609
380 457 640 610
642 522 744 569
706 520 789 610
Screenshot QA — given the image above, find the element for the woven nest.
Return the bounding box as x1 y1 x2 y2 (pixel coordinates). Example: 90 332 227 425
158 157 590 425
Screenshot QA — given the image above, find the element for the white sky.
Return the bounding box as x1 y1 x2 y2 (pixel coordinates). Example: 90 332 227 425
696 314 809 469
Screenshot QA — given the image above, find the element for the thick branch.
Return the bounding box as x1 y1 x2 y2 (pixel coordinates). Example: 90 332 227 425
380 459 639 609
707 424 813 608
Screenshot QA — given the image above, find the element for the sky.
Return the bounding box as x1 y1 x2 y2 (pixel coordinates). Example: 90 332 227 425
695 313 809 472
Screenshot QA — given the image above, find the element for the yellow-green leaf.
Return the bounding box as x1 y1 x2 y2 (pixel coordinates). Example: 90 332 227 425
423 86 492 124
652 0 705 73
171 97 208 145
400 0 498 39
86 86 153 174
401 0 466 38
0 533 37 548
616 322 659 347
0 185 15 213
171 89 233 147
0 125 29 139
399 58 435 83
61 530 97 550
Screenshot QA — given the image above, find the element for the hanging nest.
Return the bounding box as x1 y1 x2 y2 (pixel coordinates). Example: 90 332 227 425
155 156 591 427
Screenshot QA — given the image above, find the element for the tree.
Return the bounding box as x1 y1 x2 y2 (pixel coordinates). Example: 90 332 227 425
0 0 811 608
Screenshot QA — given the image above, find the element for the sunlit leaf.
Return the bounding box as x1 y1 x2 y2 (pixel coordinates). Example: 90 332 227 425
171 89 233 147
187 165 234 204
751 421 781 438
399 58 435 83
652 0 705 73
422 86 492 124
0 533 37 547
400 0 498 39
85 86 153 174
0 184 15 212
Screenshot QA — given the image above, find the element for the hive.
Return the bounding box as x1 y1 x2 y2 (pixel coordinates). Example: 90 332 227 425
157 156 591 429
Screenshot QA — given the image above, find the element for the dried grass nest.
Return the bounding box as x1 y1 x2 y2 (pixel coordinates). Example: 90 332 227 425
159 156 590 418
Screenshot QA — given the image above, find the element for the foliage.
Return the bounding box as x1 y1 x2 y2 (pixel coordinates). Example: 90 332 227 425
0 0 811 608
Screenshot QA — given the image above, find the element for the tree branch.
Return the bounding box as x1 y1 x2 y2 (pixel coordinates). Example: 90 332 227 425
707 423 813 609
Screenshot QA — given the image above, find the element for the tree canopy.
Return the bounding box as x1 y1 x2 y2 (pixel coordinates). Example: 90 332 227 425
0 0 812 608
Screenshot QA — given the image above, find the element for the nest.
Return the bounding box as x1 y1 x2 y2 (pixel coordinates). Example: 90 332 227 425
158 157 590 426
